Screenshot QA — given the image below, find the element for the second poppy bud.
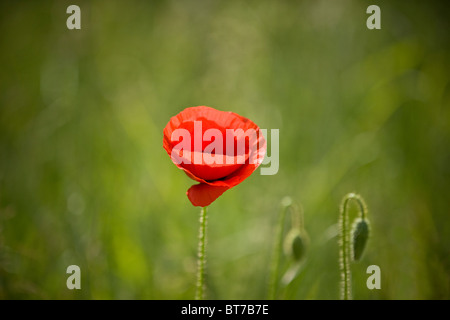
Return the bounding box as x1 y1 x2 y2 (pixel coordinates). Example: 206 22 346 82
283 228 309 262
351 218 370 261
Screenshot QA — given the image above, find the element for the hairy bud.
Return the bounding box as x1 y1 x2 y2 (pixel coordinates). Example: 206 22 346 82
284 229 309 262
351 218 370 261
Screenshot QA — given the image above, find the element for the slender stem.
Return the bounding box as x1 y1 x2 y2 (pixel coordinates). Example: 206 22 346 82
195 206 208 300
339 197 352 300
356 196 367 220
339 193 368 300
268 199 305 299
291 203 304 230
268 204 288 300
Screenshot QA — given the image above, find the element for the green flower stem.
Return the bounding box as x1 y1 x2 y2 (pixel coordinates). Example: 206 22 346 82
340 196 352 300
291 203 304 230
268 198 304 299
268 203 287 300
339 193 368 300
195 206 208 300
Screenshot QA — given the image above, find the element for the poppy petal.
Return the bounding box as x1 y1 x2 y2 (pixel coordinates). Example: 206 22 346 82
163 106 262 181
187 184 229 207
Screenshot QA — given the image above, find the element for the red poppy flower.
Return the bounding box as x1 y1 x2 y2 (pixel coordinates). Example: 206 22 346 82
163 106 266 207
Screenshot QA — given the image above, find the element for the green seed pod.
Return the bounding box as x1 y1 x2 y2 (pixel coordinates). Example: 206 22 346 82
283 228 309 262
351 218 370 261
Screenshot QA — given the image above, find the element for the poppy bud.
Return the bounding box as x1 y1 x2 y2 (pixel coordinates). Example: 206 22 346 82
283 229 309 262
351 218 370 261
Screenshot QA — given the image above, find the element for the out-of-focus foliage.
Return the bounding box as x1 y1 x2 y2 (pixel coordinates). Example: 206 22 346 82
0 0 449 299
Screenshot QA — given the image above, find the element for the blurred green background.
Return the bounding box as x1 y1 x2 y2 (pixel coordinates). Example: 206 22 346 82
0 0 449 299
